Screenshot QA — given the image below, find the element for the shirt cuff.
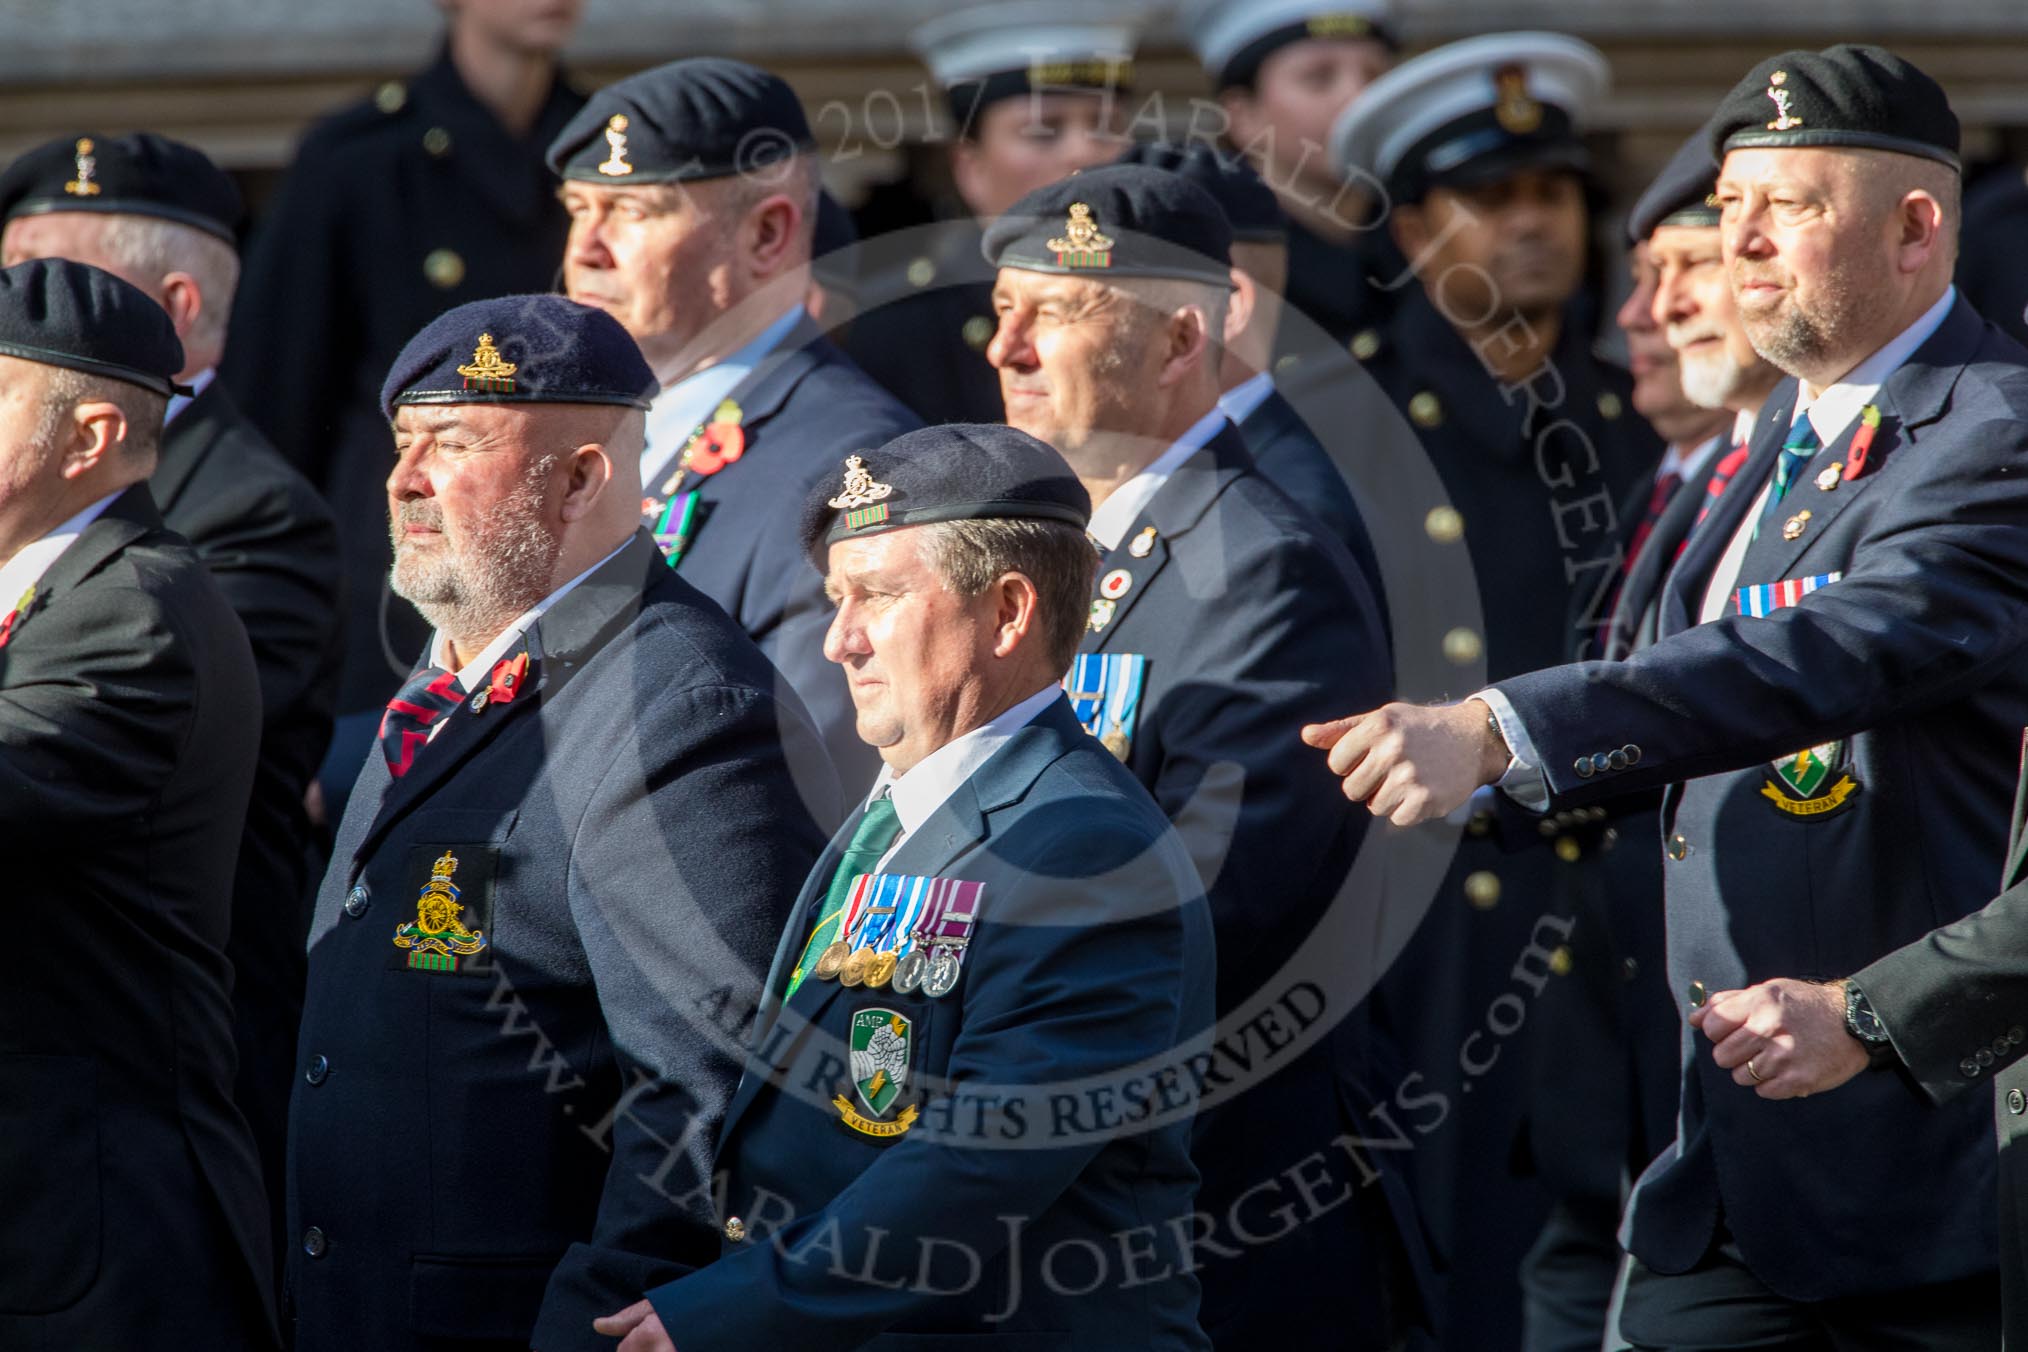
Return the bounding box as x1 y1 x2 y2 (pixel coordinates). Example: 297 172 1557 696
1473 688 1550 813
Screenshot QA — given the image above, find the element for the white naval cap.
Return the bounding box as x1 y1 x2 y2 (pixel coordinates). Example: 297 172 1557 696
910 2 1140 89
1180 0 1398 90
1329 31 1608 202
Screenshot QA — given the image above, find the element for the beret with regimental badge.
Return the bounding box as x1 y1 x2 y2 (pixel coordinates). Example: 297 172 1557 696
1181 0 1397 91
1330 31 1608 204
982 163 1234 286
1703 44 1959 172
0 131 241 244
0 257 184 397
379 294 657 421
547 57 815 186
911 3 1138 133
798 423 1091 562
1113 141 1286 243
1627 130 1722 245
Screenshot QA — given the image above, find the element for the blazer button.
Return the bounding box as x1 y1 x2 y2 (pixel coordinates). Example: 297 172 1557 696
1607 749 1629 772
2009 1088 2025 1116
1998 1038 2016 1057
305 1054 330 1086
1590 752 1613 775
1574 757 1595 779
302 1226 328 1259
724 1216 747 1243
1979 1048 1997 1067
1963 1058 1984 1078
2012 1027 2026 1046
344 884 370 918
1623 744 1642 765
1667 835 1688 861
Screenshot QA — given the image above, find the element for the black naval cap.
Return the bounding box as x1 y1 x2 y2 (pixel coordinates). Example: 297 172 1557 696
0 258 184 398
1705 45 1959 172
1113 141 1286 243
982 164 1234 287
0 131 241 244
547 57 815 186
1627 131 1722 245
798 423 1091 562
379 294 657 422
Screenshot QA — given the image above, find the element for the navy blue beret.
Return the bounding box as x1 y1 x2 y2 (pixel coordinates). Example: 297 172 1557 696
1705 45 1958 172
798 423 1091 562
0 132 241 245
1627 132 1720 245
1113 141 1285 243
982 164 1234 287
0 258 183 397
547 58 814 185
379 294 657 422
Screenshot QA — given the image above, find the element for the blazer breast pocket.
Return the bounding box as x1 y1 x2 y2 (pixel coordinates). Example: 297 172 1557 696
385 807 517 978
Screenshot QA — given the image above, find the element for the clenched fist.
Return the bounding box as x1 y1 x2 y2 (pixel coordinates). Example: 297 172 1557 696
1301 698 1511 826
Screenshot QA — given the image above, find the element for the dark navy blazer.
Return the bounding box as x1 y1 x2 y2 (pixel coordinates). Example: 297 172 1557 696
1495 297 2028 1300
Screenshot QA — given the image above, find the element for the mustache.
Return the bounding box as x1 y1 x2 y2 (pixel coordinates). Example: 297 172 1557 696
1665 322 1724 348
392 499 444 535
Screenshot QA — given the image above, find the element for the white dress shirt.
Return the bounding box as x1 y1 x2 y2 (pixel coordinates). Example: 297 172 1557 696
1087 407 1229 551
641 305 805 492
424 538 632 693
863 683 1062 870
0 491 121 613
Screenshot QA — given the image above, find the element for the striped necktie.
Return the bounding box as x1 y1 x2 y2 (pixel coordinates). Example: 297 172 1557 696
379 663 462 778
785 794 904 1000
1757 418 1822 537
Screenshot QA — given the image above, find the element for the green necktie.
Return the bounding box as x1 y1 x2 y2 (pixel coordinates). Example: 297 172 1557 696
784 794 903 1000
1756 418 1822 538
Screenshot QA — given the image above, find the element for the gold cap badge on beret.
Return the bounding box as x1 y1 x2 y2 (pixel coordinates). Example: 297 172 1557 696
1766 70 1804 132
456 333 517 393
1307 14 1373 39
1494 66 1543 135
828 454 895 530
64 138 100 198
598 113 635 177
1048 202 1115 269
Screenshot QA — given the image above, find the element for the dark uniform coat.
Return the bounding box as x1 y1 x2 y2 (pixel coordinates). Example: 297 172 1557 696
1856 758 2028 1350
1076 423 1426 1349
156 377 342 1280
1355 284 1659 1348
645 696 1216 1351
654 318 920 795
843 218 1005 427
1274 217 1402 363
223 47 584 723
1957 165 2028 350
1493 297 2028 1302
287 534 838 1352
0 486 274 1351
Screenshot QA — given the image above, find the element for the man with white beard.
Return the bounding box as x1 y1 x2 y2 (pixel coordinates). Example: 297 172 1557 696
286 293 838 1352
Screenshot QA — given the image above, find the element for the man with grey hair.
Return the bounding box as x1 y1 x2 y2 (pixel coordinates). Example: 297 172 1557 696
0 129 341 1285
984 163 1416 1350
548 56 919 795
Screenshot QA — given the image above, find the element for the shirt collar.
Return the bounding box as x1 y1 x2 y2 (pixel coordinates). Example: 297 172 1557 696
642 305 804 487
0 490 122 611
426 536 631 690
1793 286 1956 444
1657 431 1726 483
864 684 1062 852
164 367 216 427
1730 406 1759 449
1216 371 1275 428
1087 407 1229 551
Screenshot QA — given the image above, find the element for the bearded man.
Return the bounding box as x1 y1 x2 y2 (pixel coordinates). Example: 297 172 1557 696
285 293 838 1352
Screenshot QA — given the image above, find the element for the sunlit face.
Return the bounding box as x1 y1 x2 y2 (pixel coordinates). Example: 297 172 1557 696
986 268 1162 462
0 355 63 520
1616 242 1680 421
1227 37 1392 201
441 0 584 54
560 180 738 373
1714 147 1880 377
1649 223 1763 411
822 527 1003 774
1395 169 1588 322
387 403 563 639
952 94 1127 219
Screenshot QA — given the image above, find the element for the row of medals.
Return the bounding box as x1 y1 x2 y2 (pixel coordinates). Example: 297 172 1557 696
810 933 963 998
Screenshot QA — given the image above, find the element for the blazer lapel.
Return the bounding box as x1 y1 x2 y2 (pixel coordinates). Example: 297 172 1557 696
1087 425 1249 646
1658 391 1792 638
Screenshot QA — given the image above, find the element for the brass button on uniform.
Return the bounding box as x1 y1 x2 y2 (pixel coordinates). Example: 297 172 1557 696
1442 627 1482 665
961 315 994 350
1409 391 1443 428
1424 505 1464 544
1350 329 1380 361
423 248 465 290
1554 836 1581 863
1548 945 1573 976
374 80 407 114
1667 835 1688 861
1464 871 1501 909
1597 391 1623 420
422 126 453 158
724 1216 747 1243
905 256 935 288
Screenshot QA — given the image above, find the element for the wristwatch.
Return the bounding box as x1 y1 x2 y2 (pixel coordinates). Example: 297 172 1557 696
1842 980 1899 1070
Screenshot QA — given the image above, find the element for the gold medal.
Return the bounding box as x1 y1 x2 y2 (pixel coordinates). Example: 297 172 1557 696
813 940 850 981
865 951 898 988
840 947 872 986
1101 727 1131 760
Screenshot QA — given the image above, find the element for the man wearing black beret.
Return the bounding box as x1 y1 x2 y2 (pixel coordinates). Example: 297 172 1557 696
284 294 838 1352
0 258 274 1348
1316 43 2028 1348
550 56 918 796
595 422 1214 1351
977 162 1417 1351
222 1 588 826
0 130 342 1282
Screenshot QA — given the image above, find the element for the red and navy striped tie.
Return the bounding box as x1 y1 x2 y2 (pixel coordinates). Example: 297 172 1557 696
379 663 462 778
